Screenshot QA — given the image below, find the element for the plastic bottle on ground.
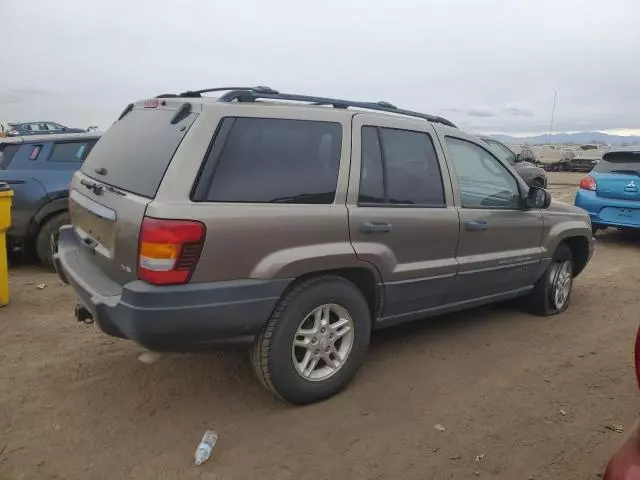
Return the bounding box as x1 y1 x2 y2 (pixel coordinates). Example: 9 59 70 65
194 430 218 466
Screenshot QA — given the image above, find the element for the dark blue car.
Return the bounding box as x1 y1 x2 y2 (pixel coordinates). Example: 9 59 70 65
0 132 101 268
575 148 640 235
5 121 85 137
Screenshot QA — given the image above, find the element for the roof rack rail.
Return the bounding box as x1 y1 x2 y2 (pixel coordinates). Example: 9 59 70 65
156 87 456 128
215 89 456 128
156 86 279 99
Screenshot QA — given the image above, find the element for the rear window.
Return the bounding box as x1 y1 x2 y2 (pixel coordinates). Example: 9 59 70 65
594 151 640 174
196 117 342 204
81 108 197 198
0 144 19 169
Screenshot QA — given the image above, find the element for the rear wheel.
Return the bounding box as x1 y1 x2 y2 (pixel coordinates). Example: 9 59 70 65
251 276 371 404
525 244 573 316
36 212 69 271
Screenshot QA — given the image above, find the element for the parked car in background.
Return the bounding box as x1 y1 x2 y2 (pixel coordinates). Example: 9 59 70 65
5 122 85 137
0 122 13 137
481 137 548 187
575 149 640 235
603 324 640 479
531 145 576 172
54 87 593 405
0 132 101 268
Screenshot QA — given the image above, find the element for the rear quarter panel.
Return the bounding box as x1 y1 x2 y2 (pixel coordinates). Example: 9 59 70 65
0 175 48 237
149 103 376 283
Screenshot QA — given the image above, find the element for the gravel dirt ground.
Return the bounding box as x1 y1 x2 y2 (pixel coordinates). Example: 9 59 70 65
1 172 639 480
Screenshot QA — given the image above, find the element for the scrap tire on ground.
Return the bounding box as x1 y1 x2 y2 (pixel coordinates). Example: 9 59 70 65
251 275 371 405
525 243 574 316
36 212 69 271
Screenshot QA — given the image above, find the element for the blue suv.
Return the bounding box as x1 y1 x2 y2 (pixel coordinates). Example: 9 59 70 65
575 148 640 234
0 132 101 268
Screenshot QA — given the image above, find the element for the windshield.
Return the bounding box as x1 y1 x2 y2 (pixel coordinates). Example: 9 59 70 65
485 139 516 164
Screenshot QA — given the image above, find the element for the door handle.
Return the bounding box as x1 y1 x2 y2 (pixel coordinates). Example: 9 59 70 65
465 220 488 231
361 222 392 234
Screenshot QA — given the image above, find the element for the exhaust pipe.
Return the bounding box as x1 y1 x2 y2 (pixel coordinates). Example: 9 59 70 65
75 304 94 324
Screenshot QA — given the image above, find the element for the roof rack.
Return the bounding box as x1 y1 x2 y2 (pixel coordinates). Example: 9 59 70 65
158 86 457 128
156 86 278 99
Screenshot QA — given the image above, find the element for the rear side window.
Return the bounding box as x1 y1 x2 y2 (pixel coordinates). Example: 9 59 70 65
48 141 95 162
359 126 445 206
81 108 197 198
594 151 640 174
0 145 19 169
198 118 342 204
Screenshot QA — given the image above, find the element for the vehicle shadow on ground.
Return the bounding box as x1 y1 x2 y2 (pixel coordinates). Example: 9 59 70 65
65 300 533 418
37 281 595 478
595 228 640 247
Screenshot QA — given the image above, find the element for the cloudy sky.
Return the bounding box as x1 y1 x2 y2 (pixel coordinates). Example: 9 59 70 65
2 0 639 136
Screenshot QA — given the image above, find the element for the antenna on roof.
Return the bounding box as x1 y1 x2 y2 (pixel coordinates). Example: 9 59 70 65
548 90 558 145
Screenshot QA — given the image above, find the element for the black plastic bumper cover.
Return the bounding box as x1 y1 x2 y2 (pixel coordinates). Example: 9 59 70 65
54 226 292 350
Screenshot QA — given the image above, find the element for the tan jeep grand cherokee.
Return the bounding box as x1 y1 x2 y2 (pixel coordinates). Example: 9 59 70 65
54 87 593 404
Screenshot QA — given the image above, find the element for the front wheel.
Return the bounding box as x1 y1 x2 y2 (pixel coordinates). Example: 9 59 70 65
525 244 574 316
251 276 371 404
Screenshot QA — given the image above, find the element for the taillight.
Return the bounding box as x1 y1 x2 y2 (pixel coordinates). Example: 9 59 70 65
635 326 640 390
144 99 159 108
579 175 597 191
138 217 206 285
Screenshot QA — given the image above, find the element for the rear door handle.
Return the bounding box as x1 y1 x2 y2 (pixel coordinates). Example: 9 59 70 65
361 222 392 234
465 220 488 231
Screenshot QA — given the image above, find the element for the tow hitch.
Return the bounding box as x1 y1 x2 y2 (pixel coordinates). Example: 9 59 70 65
75 304 94 324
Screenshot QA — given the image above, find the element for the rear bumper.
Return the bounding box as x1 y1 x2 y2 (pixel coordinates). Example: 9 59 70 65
575 190 640 229
54 226 292 350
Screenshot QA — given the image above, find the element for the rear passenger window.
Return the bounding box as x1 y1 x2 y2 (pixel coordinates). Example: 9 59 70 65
48 141 95 162
359 126 445 206
202 118 342 204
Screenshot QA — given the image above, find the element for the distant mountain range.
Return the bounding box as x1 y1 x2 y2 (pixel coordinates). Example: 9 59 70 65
489 132 640 146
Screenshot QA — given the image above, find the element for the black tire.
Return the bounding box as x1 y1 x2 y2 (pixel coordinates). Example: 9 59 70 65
251 275 371 405
531 178 545 188
525 243 573 316
36 212 69 271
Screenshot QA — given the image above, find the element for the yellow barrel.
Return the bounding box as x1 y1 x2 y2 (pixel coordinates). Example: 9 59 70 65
0 184 14 307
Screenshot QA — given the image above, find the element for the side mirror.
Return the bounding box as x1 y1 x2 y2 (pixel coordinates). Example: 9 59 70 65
514 153 524 163
527 186 551 209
